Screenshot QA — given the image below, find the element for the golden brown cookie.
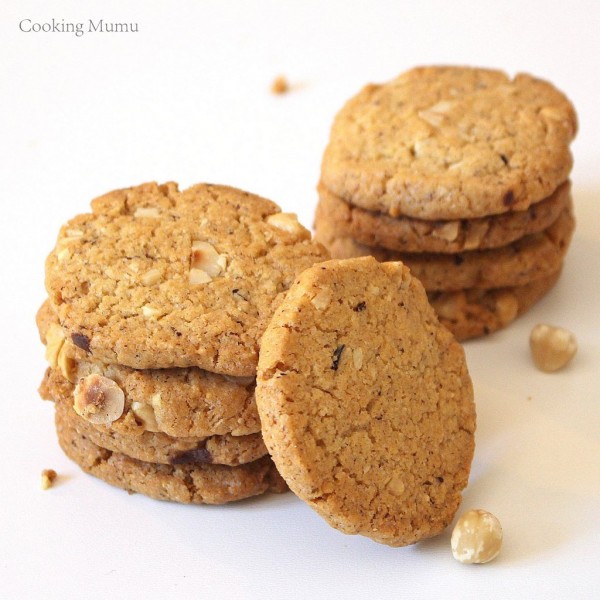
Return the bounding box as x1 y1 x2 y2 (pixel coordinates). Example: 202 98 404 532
314 201 574 291
256 257 476 546
37 301 261 438
321 66 576 219
45 182 329 376
317 181 572 253
53 396 267 466
55 404 287 505
429 269 562 340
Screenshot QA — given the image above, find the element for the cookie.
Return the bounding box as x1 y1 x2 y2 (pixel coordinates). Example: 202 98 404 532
321 66 576 219
429 269 562 340
256 257 476 546
45 182 329 376
314 201 574 291
317 180 571 254
56 404 287 504
37 301 261 437
53 396 267 466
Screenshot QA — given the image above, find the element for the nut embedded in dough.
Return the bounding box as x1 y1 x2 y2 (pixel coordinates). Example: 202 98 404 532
45 323 65 368
73 374 125 425
266 213 310 239
131 401 160 432
189 241 227 283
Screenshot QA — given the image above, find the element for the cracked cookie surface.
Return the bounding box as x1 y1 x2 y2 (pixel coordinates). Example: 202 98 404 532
317 180 571 254
55 403 287 504
45 182 329 376
256 257 476 546
315 201 574 291
321 66 576 219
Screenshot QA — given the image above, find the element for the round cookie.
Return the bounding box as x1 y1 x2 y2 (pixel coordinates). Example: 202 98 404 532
317 180 572 253
53 396 268 467
37 301 261 438
321 66 577 220
55 405 287 505
314 202 574 291
256 257 476 547
429 269 562 340
45 182 329 376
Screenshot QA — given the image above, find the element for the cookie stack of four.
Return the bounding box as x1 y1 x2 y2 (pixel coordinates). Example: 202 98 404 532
315 67 577 339
38 182 329 504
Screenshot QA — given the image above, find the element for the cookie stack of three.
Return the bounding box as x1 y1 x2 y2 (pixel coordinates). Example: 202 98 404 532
37 182 330 504
315 66 577 339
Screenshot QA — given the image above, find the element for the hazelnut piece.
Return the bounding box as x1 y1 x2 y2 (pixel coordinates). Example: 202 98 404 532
189 241 227 284
266 213 310 239
530 323 577 372
131 401 160 432
41 469 58 490
451 509 503 564
73 374 125 425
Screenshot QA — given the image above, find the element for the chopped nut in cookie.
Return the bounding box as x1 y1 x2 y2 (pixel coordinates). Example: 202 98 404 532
266 213 309 239
431 221 459 242
141 305 162 319
494 293 518 326
141 268 162 286
451 509 502 564
311 288 332 311
45 323 65 368
73 374 125 425
57 344 77 383
131 401 160 432
41 469 57 490
189 241 227 283
134 207 160 218
530 323 577 372
189 268 213 284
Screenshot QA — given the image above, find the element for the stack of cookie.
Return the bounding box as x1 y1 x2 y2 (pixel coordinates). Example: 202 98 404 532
315 66 577 339
37 182 329 504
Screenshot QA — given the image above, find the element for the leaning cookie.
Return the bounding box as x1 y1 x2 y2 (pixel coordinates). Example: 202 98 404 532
256 257 476 546
321 66 576 219
55 405 287 505
315 202 574 291
317 180 572 253
45 182 329 376
54 397 268 467
37 301 261 438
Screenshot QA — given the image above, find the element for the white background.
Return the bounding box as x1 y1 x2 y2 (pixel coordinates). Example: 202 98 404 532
2 1 599 598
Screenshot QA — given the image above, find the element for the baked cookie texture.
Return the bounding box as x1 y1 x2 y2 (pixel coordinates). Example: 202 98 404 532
430 270 561 340
317 181 572 254
45 182 329 376
315 202 574 291
39 181 337 505
321 66 577 220
55 404 287 505
316 66 577 339
256 257 476 546
52 395 267 467
37 301 261 438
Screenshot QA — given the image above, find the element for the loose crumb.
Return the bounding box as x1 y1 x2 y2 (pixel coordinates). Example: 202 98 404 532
271 76 289 95
41 469 58 490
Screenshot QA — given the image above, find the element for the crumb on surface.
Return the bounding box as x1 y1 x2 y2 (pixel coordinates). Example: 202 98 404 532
271 75 289 95
41 469 57 490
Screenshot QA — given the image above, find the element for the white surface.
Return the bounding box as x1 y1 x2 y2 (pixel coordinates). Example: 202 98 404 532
1 1 599 598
